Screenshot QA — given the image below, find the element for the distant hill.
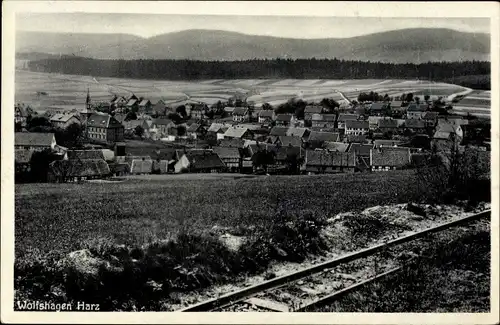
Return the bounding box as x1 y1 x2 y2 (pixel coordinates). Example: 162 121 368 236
16 28 490 64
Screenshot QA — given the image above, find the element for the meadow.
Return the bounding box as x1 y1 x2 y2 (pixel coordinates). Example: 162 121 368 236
15 70 480 111
15 170 421 257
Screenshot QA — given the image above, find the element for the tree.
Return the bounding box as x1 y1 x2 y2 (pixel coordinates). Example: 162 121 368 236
177 125 186 136
134 125 145 138
321 98 340 112
251 149 275 173
125 112 137 121
262 103 273 110
167 113 183 124
15 122 23 132
27 116 51 129
415 96 421 104
176 105 187 118
30 149 58 182
424 95 430 102
405 93 414 102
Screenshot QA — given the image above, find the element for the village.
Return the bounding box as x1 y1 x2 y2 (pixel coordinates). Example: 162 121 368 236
14 88 491 183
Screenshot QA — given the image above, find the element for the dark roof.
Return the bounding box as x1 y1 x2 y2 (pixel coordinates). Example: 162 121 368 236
323 142 349 152
433 131 452 140
373 140 404 147
49 159 110 177
187 123 202 133
224 127 250 138
345 134 367 143
286 127 309 138
407 103 427 112
305 105 323 114
277 136 302 147
269 126 289 137
138 99 151 106
219 137 245 148
130 159 153 174
370 102 388 111
314 114 336 122
213 146 241 159
345 120 369 129
422 112 439 120
371 147 411 167
276 114 293 122
67 150 105 160
305 150 356 167
258 110 274 118
87 113 123 128
152 118 172 126
338 114 358 122
405 119 426 129
15 149 34 164
308 131 340 143
349 143 374 156
50 113 80 123
184 151 226 170
232 107 248 115
114 113 126 124
123 120 146 129
275 146 302 161
378 119 398 128
15 132 55 147
108 163 130 174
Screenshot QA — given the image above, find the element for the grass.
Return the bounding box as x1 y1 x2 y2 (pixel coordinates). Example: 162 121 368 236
15 170 420 257
314 222 490 312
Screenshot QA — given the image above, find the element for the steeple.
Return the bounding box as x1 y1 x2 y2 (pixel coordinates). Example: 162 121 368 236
86 87 91 109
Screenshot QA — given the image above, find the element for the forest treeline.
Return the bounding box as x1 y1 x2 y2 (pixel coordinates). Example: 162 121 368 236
27 56 491 89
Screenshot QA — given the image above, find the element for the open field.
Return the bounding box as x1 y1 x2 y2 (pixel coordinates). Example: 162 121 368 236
16 70 478 111
15 170 422 257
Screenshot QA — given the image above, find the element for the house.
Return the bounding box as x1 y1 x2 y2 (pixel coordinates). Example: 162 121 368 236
404 119 426 133
304 105 323 121
223 127 253 140
432 130 460 153
138 99 153 114
286 127 310 139
345 120 369 136
307 131 341 149
152 118 173 136
406 103 427 119
187 123 206 139
110 96 127 109
275 114 295 127
213 146 242 172
219 137 245 148
390 101 405 115
50 114 81 129
224 107 236 115
48 159 110 182
344 134 367 144
304 150 356 174
86 113 125 144
274 136 303 147
370 147 411 171
422 112 439 127
15 104 34 125
15 149 34 176
367 116 383 130
123 120 149 136
129 158 153 175
273 145 303 173
337 114 358 129
113 113 127 124
174 150 226 173
368 102 389 116
377 119 399 133
373 140 404 148
15 132 56 151
348 143 373 171
269 126 289 137
107 163 130 176
190 104 207 120
436 120 463 139
311 114 336 129
125 98 139 112
258 110 275 124
152 100 167 117
207 123 229 141
232 107 249 122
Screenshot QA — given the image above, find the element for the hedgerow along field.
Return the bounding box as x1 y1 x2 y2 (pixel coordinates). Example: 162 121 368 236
15 170 422 258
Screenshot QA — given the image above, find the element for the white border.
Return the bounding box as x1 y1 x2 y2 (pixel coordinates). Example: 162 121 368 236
2 2 499 324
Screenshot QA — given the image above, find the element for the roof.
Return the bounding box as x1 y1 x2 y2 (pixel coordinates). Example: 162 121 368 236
373 140 404 147
50 114 79 123
87 113 123 128
213 146 242 159
15 132 54 147
108 163 130 174
67 150 105 160
286 127 309 138
313 114 336 122
345 134 367 143
433 131 452 140
224 107 236 113
270 126 289 137
349 143 374 155
219 137 245 148
345 120 369 129
258 110 274 118
183 151 226 170
114 113 126 124
378 119 398 128
405 119 426 129
308 131 340 143
130 159 153 174
187 123 202 133
49 159 110 177
126 99 138 106
370 102 388 111
276 114 293 122
422 111 439 120
15 149 34 164
371 147 411 167
305 106 323 114
247 143 279 157
275 146 302 161
391 101 403 108
305 150 356 167
207 123 225 133
152 118 172 126
436 121 460 133
407 103 427 112
101 149 115 161
232 107 248 115
224 127 250 138
323 142 349 152
277 136 302 147
138 99 151 106
338 114 358 122
123 120 145 129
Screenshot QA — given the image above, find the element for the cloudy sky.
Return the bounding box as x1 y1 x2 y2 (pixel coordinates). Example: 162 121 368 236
16 13 490 39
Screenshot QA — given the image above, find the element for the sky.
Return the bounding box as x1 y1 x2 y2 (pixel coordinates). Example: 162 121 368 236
16 13 490 39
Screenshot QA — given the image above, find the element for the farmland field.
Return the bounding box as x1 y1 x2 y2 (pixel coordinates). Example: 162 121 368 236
15 170 422 257
16 70 479 112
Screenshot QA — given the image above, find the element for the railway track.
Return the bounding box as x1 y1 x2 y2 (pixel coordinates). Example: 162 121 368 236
178 210 490 312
